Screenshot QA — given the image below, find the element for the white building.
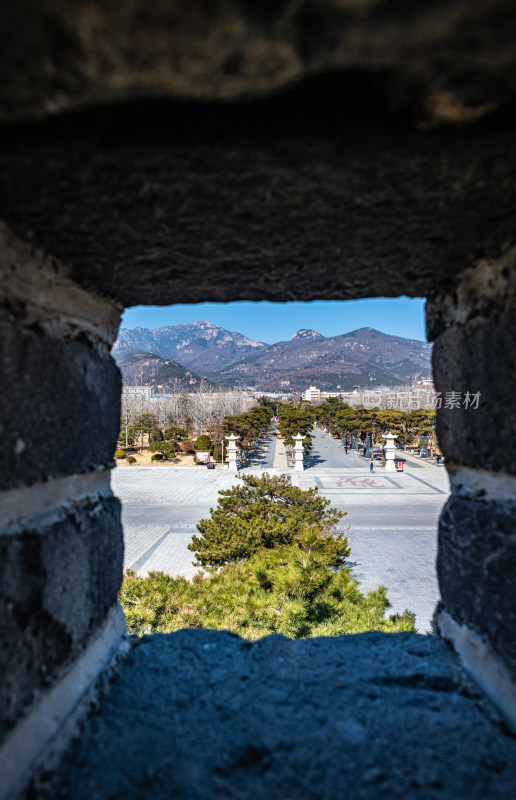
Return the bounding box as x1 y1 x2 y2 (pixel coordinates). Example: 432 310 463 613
122 385 153 400
304 386 322 402
304 387 355 403
302 383 436 410
412 377 434 390
324 390 355 398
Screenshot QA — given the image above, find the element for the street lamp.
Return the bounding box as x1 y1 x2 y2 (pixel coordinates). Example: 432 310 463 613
293 433 304 472
382 432 397 472
225 433 238 471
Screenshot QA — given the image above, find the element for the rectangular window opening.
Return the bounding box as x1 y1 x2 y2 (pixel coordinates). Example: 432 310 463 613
113 298 448 639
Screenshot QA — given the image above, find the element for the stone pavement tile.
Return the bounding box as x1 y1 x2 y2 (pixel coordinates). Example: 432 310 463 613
272 436 287 469
123 524 171 569
347 527 439 632
395 448 444 471
140 533 199 579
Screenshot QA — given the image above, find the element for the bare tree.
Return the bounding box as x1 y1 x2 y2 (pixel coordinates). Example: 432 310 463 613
192 379 211 436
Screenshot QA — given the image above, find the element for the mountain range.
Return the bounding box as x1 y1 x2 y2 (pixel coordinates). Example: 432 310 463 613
116 351 222 393
113 321 432 392
114 321 265 374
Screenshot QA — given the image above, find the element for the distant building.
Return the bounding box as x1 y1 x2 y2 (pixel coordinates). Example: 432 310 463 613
412 377 434 390
304 386 322 403
304 387 355 402
253 392 285 399
122 385 153 400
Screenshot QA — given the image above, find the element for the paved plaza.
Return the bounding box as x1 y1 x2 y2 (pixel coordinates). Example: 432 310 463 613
113 431 449 632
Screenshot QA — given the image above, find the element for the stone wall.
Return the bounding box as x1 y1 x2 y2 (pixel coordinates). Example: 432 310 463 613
0 227 125 753
427 250 516 716
1 1 516 792
1 89 516 307
1 1 515 122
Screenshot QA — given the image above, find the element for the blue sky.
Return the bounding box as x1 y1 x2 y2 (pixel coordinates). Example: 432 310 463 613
121 297 426 344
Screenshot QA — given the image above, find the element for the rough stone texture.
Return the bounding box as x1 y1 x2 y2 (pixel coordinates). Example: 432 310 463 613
1 95 516 307
2 4 516 306
41 630 516 800
0 318 121 489
0 221 122 347
1 4 516 793
1 1 515 123
437 495 516 682
425 247 516 342
0 496 122 744
430 289 516 475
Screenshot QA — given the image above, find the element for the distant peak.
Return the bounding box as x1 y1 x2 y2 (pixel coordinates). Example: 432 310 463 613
291 329 324 341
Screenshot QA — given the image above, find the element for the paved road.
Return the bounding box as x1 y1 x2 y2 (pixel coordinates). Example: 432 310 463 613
248 426 367 471
114 430 449 632
246 429 277 468
306 428 366 470
308 426 439 471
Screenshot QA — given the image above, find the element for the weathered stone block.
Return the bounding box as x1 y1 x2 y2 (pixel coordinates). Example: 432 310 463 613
1 1 516 124
437 495 516 680
2 91 516 308
0 495 123 742
431 304 516 474
0 319 121 489
45 630 516 799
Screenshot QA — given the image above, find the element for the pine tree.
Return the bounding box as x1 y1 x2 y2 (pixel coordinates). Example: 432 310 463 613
121 473 415 639
189 473 344 569
121 526 415 639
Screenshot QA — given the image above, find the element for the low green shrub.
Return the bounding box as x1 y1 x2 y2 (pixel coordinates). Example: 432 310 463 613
114 449 126 459
120 526 415 639
149 440 175 459
126 456 137 464
151 453 164 461
195 435 212 450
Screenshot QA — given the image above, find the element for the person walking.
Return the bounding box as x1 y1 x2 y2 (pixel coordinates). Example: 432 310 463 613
345 444 348 454
370 459 374 473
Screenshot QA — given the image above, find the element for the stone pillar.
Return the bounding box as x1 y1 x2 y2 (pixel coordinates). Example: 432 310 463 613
382 433 396 472
428 248 516 732
293 433 304 472
226 433 238 471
